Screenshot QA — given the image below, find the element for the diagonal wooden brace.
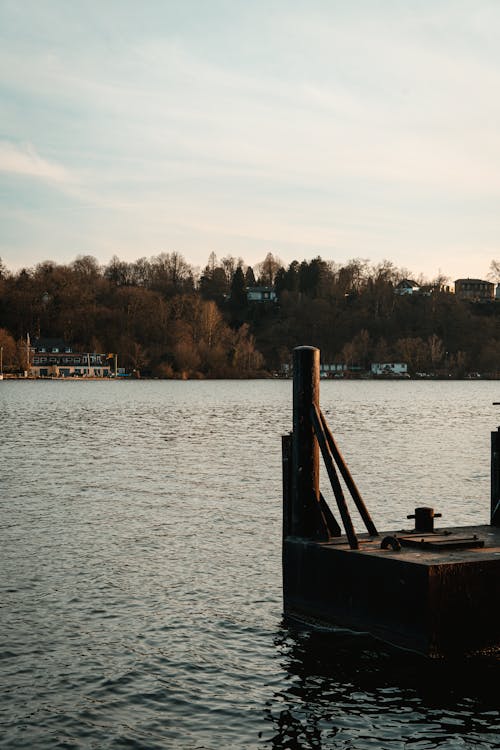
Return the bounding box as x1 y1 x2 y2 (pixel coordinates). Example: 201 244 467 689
311 403 359 549
319 409 378 536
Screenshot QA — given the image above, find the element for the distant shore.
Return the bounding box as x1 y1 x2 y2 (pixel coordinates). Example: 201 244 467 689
2 373 500 382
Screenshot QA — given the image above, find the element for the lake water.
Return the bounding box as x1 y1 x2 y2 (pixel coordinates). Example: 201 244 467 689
1 379 499 749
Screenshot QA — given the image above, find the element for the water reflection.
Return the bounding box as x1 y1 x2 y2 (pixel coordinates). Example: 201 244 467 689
265 622 500 749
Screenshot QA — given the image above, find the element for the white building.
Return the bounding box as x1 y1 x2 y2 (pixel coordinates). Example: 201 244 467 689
371 362 408 377
394 279 420 295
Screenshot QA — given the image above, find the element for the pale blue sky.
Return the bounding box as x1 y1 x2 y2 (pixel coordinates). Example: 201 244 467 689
1 0 500 280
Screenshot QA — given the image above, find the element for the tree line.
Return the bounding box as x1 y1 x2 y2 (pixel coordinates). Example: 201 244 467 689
1 252 499 378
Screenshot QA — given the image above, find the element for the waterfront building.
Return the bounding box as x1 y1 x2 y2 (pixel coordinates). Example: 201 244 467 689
29 337 112 378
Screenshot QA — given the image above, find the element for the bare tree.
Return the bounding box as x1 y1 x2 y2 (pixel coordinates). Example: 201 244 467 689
255 252 283 286
71 255 101 279
220 255 238 285
428 334 444 369
487 260 500 283
0 328 18 371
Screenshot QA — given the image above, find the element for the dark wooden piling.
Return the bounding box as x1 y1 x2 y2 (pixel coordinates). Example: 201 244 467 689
291 346 329 541
282 433 292 538
491 427 500 526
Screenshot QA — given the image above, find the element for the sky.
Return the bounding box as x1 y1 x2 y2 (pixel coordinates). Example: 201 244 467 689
1 0 500 281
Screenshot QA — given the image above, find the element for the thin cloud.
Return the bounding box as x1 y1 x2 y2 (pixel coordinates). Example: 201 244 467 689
0 141 70 183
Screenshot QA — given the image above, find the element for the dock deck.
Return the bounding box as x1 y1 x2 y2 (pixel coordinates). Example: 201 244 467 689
321 523 500 562
284 523 500 657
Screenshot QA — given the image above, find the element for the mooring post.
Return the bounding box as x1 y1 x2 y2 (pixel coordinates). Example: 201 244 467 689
282 433 293 538
491 427 500 526
292 346 329 540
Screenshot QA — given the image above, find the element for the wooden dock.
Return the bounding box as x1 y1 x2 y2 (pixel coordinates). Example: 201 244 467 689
282 346 500 658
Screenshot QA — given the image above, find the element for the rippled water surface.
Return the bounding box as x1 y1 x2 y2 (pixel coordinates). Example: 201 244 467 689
1 379 499 748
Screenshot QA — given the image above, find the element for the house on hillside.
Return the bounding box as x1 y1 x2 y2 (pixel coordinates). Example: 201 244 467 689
394 279 420 295
29 337 112 377
246 286 277 303
454 279 495 302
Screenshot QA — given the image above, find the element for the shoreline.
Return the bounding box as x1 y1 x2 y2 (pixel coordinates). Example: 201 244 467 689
1 374 499 382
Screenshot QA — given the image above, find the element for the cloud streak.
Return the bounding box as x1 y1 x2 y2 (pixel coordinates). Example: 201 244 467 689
0 141 70 183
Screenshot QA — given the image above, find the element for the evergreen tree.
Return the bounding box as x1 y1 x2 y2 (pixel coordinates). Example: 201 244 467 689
230 266 247 314
245 265 256 287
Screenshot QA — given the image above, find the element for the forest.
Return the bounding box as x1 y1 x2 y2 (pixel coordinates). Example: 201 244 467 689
1 251 500 378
